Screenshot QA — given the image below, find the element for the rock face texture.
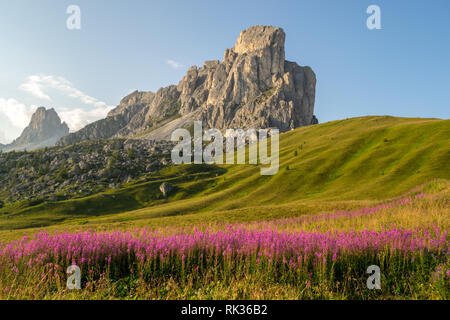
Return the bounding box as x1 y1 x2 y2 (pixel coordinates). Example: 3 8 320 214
0 139 173 202
57 25 316 146
159 182 174 197
3 107 69 151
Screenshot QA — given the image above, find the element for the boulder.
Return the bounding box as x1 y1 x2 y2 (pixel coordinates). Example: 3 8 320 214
159 182 174 197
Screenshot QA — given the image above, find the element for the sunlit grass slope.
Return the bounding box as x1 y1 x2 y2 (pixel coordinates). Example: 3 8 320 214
0 116 448 234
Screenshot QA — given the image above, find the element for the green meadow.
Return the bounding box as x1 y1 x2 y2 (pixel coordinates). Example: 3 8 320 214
0 116 449 300
0 116 448 238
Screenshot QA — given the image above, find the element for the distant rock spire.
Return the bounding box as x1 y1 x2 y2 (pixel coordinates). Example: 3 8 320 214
2 107 69 151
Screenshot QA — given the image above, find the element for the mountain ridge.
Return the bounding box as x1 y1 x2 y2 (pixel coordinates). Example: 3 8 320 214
57 25 317 146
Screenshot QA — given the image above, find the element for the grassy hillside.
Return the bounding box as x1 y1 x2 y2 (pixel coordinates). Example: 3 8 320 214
0 116 449 236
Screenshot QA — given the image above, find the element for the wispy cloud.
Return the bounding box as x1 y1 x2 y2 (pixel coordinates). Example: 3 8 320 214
0 98 37 129
19 76 52 100
14 74 115 132
0 130 6 144
0 95 113 140
0 74 116 143
59 105 113 132
19 74 110 108
166 59 183 69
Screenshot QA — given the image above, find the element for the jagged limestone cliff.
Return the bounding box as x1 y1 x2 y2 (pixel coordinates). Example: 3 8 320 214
3 107 69 151
58 25 316 146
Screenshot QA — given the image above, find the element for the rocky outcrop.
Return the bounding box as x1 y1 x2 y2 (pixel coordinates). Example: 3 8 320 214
56 114 129 146
57 25 317 146
0 139 174 202
3 107 69 151
196 25 316 131
159 182 174 197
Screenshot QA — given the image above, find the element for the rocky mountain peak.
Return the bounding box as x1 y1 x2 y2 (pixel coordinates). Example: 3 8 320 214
2 107 69 151
233 25 285 55
28 107 67 130
57 25 317 146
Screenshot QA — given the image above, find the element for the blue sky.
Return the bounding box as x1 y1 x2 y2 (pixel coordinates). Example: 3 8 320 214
0 0 449 143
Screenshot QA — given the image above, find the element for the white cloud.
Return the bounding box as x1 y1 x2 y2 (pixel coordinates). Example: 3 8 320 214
15 74 115 132
59 105 114 132
0 96 113 140
19 75 52 100
0 130 6 144
166 59 183 69
0 98 37 129
19 74 109 108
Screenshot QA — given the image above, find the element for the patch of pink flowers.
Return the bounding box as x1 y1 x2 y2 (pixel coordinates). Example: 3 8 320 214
0 192 446 277
0 226 447 271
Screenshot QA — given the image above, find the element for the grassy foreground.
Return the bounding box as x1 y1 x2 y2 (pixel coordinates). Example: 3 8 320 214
0 186 448 299
0 116 448 299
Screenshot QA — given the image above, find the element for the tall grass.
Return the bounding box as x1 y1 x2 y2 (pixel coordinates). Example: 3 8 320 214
0 192 448 300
